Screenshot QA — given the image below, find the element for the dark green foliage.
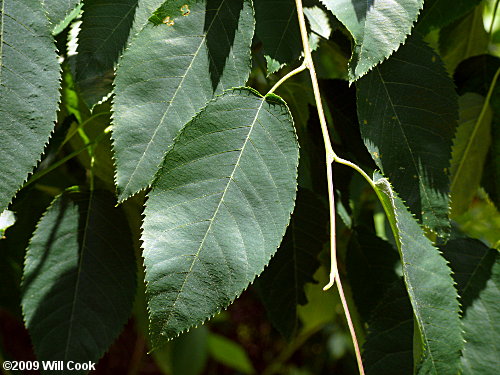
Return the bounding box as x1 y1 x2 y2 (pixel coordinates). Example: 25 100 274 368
357 34 457 235
0 0 497 373
22 191 136 371
255 188 328 339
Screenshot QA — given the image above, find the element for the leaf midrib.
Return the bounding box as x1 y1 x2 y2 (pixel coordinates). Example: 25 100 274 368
158 95 266 336
120 1 227 199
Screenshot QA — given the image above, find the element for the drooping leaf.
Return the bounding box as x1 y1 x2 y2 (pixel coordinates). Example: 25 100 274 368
0 0 60 212
75 0 138 108
255 188 328 340
346 227 399 322
416 0 482 35
440 238 500 374
357 34 458 235
362 280 414 375
373 173 462 375
321 0 424 81
112 0 254 201
450 94 492 217
254 0 302 74
22 191 137 371
439 6 489 74
43 0 81 30
142 88 299 347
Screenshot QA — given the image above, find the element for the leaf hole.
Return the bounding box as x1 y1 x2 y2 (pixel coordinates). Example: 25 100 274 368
181 4 190 16
162 16 175 26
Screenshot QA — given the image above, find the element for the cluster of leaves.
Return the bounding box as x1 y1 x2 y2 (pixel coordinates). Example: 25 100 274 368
0 0 499 374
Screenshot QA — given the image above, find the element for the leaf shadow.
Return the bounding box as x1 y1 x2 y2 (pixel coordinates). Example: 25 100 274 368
351 0 375 23
204 0 244 92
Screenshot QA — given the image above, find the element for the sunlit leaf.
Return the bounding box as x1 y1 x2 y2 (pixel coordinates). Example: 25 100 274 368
0 0 60 212
321 0 423 81
112 0 254 201
142 88 299 347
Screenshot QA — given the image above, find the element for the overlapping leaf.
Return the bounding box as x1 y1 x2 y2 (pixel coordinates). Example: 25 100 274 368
22 191 136 372
75 0 138 107
373 173 462 375
142 88 299 347
255 188 328 339
112 0 254 201
450 94 492 217
43 0 81 29
357 34 458 234
441 238 499 374
254 0 301 74
321 0 423 81
0 0 60 212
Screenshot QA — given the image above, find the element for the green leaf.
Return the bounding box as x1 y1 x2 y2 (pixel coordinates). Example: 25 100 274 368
416 0 482 34
112 0 254 201
357 34 458 234
255 188 328 340
373 173 462 375
321 0 424 81
304 5 332 51
439 6 489 74
43 0 81 30
254 0 301 74
22 191 136 370
0 209 15 237
142 88 299 347
171 326 208 375
346 228 399 322
130 0 166 35
0 0 60 212
75 0 138 108
440 238 500 374
450 93 492 217
207 333 255 374
362 280 414 375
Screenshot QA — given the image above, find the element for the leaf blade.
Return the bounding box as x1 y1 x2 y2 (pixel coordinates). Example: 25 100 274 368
0 0 60 212
142 88 299 347
321 0 424 81
357 33 458 234
112 0 254 201
22 191 137 370
373 173 463 375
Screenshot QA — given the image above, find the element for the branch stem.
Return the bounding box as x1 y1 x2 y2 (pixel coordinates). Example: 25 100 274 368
267 63 307 95
293 1 365 374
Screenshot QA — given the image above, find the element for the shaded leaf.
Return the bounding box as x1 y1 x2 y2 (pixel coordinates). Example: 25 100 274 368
304 5 331 51
172 326 208 375
357 34 457 235
363 280 413 375
346 228 399 322
321 0 423 81
75 0 138 107
441 238 500 374
112 0 254 201
373 173 462 375
22 191 136 372
0 0 60 212
450 94 492 217
0 210 15 237
254 0 301 74
416 0 482 34
207 333 255 374
255 188 328 340
142 88 299 347
439 6 489 74
130 0 166 35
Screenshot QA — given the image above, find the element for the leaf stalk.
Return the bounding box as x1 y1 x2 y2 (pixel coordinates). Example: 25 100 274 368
293 0 365 374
